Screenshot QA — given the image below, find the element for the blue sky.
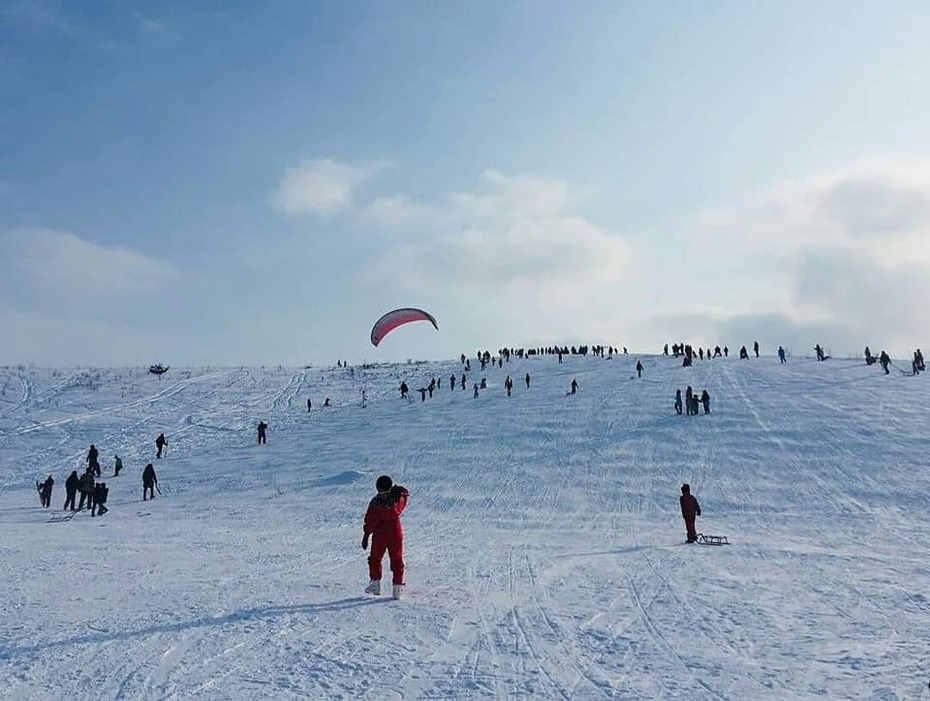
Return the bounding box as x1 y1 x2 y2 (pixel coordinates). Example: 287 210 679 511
3 1 930 364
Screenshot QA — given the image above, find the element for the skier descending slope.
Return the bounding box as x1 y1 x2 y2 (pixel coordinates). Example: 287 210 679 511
362 475 409 600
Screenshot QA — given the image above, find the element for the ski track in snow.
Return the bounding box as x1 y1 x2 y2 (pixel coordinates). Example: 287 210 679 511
1 357 930 699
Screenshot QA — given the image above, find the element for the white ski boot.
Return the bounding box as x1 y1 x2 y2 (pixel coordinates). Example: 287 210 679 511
365 580 381 596
392 584 404 600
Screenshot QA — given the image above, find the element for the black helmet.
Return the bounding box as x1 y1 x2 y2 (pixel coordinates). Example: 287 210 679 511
681 483 690 494
376 475 393 492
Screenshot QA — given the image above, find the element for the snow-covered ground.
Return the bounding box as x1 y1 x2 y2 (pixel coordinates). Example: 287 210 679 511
1 354 928 699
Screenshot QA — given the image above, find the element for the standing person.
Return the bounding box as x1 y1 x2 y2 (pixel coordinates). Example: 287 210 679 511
37 475 54 508
570 378 578 395
724 346 729 357
418 387 426 402
399 382 408 399
505 376 512 397
680 484 701 543
155 433 167 459
64 470 79 511
879 351 890 375
778 346 786 364
113 455 123 477
754 340 760 358
307 398 312 413
636 360 644 378
257 421 268 444
362 475 409 600
78 468 95 511
674 390 683 415
700 390 711 414
449 374 456 392
525 373 530 389
142 463 158 501
685 386 694 415
87 444 100 477
460 373 467 390
473 383 479 398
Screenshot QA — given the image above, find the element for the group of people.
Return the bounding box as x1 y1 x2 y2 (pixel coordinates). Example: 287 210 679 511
675 387 710 415
40 437 164 517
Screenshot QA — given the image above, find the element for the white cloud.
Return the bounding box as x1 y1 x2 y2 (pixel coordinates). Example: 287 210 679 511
635 159 930 355
4 228 177 294
272 159 386 216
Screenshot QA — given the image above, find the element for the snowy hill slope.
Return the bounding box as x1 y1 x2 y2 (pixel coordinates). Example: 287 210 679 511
1 356 928 699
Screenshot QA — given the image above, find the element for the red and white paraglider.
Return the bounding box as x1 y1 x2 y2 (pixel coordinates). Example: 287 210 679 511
370 308 439 347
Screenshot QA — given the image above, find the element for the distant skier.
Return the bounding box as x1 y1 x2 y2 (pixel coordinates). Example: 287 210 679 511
570 378 578 395
418 387 426 402
37 475 53 508
636 360 644 378
700 389 710 414
525 373 530 389
815 344 825 362
78 467 95 511
400 382 408 399
461 373 467 390
450 374 456 392
674 389 683 415
505 376 513 397
680 484 702 543
879 351 890 375
778 346 786 364
913 352 921 375
92 482 108 517
480 377 487 389
114 455 123 477
87 444 100 477
473 383 479 398
865 346 875 365
257 421 268 444
307 398 312 413
685 386 694 416
64 470 79 511
664 343 669 355
362 475 409 600
142 463 158 501
698 348 704 360
753 340 760 358
917 349 925 371
155 433 167 459
724 346 729 358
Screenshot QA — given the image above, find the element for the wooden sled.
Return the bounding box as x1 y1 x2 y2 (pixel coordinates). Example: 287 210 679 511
697 533 729 546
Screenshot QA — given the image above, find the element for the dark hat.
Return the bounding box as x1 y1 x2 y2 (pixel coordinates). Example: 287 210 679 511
376 475 393 492
681 483 690 494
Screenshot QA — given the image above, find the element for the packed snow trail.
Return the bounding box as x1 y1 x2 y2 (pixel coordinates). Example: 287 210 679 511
1 357 929 699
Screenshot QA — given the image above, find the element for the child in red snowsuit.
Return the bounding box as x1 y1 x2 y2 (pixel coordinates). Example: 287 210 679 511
680 483 701 543
362 475 409 598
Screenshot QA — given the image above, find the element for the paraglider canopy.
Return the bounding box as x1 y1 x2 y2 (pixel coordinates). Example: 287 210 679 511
370 308 438 347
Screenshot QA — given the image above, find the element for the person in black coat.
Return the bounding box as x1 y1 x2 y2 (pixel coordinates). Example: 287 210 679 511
143 463 158 501
87 444 100 477
78 468 95 511
64 470 79 511
92 482 109 516
700 390 711 414
37 475 54 508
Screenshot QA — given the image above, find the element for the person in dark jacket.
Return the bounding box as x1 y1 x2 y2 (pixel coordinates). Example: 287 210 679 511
114 455 123 477
362 475 410 599
570 378 578 394
879 350 890 375
257 421 268 444
92 482 109 516
307 398 312 413
78 468 95 511
64 470 79 511
700 390 710 414
636 360 644 378
87 444 100 477
399 382 408 399
753 340 760 358
525 373 530 389
142 463 157 501
674 389 683 415
155 433 167 458
680 484 701 543
37 475 54 507
685 386 694 415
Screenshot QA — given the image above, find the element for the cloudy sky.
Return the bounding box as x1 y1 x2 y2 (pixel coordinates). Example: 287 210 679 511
3 1 930 365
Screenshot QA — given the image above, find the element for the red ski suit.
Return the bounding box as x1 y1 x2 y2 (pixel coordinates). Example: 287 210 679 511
680 493 701 541
364 487 409 585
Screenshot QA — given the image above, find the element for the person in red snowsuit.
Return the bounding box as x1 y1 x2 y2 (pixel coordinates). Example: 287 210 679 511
362 475 409 598
680 483 701 543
